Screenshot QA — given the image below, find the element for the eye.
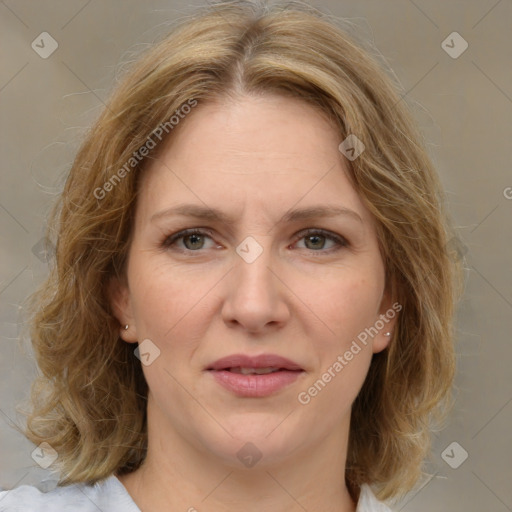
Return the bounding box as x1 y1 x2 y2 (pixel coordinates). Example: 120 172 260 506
162 227 348 255
292 228 348 254
162 228 217 252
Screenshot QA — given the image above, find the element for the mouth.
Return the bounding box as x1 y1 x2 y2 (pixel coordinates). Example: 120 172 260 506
219 366 300 375
206 354 305 397
206 353 304 372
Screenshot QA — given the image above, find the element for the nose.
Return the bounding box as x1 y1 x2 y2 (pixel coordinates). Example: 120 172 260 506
221 242 290 334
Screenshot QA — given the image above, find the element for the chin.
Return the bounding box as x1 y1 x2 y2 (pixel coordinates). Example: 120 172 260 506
197 414 301 469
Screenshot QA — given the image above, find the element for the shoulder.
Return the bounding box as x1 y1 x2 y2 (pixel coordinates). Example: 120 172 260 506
0 475 140 512
357 484 394 512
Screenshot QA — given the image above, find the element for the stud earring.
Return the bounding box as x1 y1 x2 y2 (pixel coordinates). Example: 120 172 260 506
384 332 392 336
124 324 129 330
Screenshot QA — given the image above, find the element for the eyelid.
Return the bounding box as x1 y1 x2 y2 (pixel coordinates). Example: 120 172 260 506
292 228 348 248
162 228 217 250
162 227 349 254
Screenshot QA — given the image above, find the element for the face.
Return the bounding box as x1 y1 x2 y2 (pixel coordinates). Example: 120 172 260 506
111 93 396 469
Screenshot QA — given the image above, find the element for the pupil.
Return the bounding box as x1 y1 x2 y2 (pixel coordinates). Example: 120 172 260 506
186 234 203 249
306 235 324 249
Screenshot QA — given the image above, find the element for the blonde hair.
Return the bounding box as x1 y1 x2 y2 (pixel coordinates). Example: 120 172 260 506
18 0 463 502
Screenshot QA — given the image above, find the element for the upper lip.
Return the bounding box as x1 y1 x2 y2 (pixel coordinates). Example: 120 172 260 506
207 354 304 371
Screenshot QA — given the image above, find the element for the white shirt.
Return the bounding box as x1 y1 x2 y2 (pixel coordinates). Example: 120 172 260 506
0 475 392 511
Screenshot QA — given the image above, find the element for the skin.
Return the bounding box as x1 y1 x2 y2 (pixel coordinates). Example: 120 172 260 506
110 93 396 512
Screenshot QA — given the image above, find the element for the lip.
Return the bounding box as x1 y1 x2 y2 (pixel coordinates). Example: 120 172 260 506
206 353 305 398
206 353 303 371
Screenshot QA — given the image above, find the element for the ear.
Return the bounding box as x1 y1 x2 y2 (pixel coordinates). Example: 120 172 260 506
372 287 400 354
107 276 139 343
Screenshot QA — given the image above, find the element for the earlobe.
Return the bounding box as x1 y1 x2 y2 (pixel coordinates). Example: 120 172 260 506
107 276 138 343
372 289 399 354
120 323 138 343
372 329 394 354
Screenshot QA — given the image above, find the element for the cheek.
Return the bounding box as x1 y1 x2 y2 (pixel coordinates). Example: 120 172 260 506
128 256 216 351
297 275 378 415
130 272 175 336
303 348 372 425
299 271 382 344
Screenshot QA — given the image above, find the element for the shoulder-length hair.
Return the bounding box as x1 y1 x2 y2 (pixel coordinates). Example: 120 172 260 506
19 0 463 501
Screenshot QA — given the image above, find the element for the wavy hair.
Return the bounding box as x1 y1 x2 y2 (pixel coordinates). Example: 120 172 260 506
18 0 463 502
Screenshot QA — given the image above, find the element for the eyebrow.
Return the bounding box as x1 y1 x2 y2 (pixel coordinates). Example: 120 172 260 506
150 203 363 225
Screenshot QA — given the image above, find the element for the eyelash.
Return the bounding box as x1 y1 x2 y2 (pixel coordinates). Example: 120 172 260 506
161 228 349 256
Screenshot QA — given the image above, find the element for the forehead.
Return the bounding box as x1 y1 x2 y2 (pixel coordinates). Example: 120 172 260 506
137 94 372 226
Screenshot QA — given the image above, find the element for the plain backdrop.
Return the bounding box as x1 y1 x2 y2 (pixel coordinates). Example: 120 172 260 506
0 1 511 510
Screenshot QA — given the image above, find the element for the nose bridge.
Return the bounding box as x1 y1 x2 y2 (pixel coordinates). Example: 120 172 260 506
222 234 288 331
233 234 275 297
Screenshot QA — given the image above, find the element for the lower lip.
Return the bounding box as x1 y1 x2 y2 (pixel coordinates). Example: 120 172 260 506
208 369 303 397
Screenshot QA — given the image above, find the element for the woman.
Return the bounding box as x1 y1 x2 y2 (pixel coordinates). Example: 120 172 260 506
0 0 462 510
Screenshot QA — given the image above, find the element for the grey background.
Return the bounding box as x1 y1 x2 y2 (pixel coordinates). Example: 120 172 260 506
1 1 511 510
